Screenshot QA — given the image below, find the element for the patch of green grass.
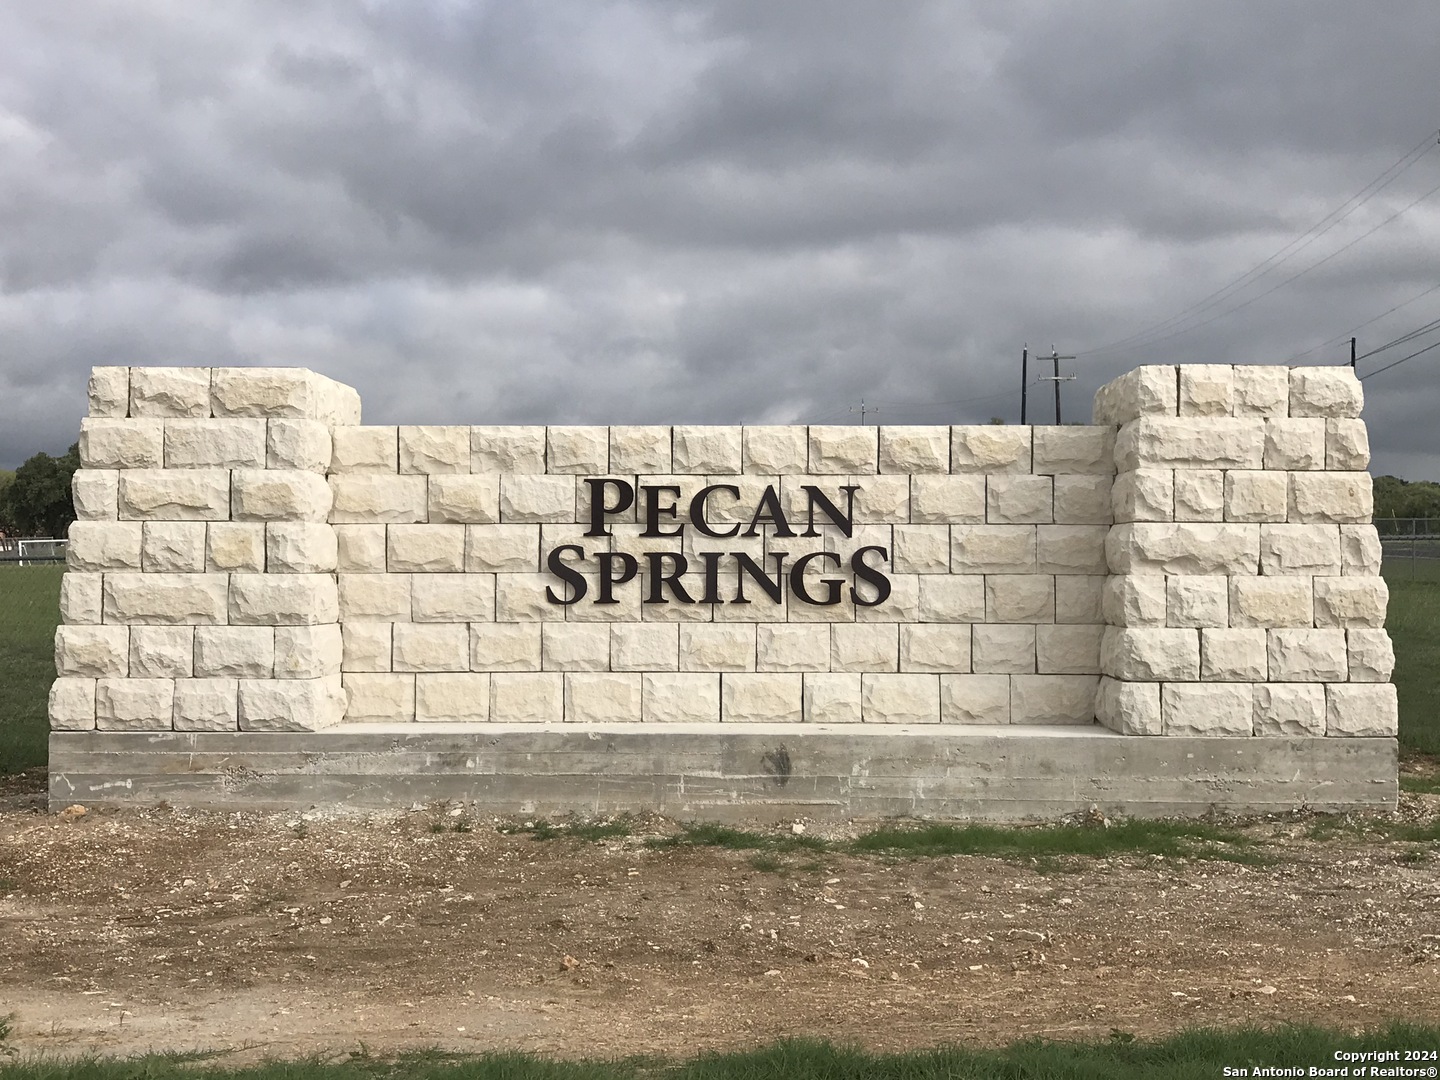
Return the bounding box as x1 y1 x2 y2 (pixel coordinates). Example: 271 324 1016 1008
1306 811 1440 844
747 853 785 874
1400 772 1440 795
0 565 63 775
502 818 634 842
1386 579 1440 754
645 822 827 853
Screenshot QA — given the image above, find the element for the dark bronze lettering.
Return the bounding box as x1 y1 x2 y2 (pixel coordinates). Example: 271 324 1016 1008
641 484 684 538
689 485 741 538
849 545 892 607
800 485 859 538
789 551 844 606
742 485 795 538
546 544 588 604
597 551 638 603
732 551 788 604
645 552 694 604
584 478 634 538
697 551 724 604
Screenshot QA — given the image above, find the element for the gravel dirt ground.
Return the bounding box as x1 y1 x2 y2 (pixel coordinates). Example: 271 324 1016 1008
1 778 1438 1063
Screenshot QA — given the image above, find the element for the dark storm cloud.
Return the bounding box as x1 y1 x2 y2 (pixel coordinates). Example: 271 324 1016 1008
0 0 1437 481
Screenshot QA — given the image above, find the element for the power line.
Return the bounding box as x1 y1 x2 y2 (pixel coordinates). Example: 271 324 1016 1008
1355 315 1440 362
1360 336 1440 381
1284 281 1440 363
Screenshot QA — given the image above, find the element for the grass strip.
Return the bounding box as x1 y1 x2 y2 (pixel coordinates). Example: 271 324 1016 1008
0 565 63 775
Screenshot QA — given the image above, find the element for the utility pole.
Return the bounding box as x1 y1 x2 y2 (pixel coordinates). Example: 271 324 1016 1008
849 399 877 424
1020 344 1029 424
1036 345 1077 424
1350 336 1357 368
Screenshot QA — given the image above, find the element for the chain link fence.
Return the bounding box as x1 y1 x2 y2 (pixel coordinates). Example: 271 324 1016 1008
1377 519 1440 581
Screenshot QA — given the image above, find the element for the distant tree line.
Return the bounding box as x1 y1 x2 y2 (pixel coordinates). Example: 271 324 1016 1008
0 444 79 538
1372 476 1440 521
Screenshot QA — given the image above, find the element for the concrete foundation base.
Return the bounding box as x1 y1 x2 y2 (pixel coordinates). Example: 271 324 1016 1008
48 724 1397 821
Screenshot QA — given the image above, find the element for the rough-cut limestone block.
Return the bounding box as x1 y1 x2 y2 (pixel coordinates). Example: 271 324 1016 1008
266 522 338 573
238 675 346 731
609 427 672 473
645 672 723 722
679 624 756 672
916 575 986 622
1110 467 1173 523
1095 677 1161 735
341 622 392 673
1223 470 1287 522
899 624 971 673
334 524 387 573
1233 367 1289 418
951 426 1030 474
1162 682 1252 736
129 625 194 678
146 529 220 596
986 474 1052 525
1034 624 1103 674
88 367 129 418
274 625 343 679
755 623 829 672
878 427 948 473
939 673 1011 724
50 677 97 730
194 626 275 679
173 678 239 731
96 677 174 731
343 673 416 722
1313 576 1387 629
387 524 464 573
1165 575 1227 628
1100 626 1199 681
206 522 265 573
1036 525 1108 575
267 419 331 472
412 573 494 623
1011 674 1097 725
545 426 609 474
163 418 266 469
463 524 540 574
228 574 339 626
742 427 807 475
338 574 412 621
1056 576 1105 624
393 622 470 673
797 672 858 723
1263 418 1325 471
565 672 643 722
1289 472 1372 525
1114 417 1265 471
1260 523 1341 576
1253 684 1325 737
671 426 743 474
1092 365 1178 425
830 623 897 672
493 573 558 622
610 623 679 671
1107 522 1259 575
72 469 119 520
1290 366 1363 419
1347 629 1395 683
891 524 949 574
1178 365 1235 417
1326 682 1397 737
67 521 141 572
1201 628 1268 681
129 367 210 417
231 469 332 522
1339 525 1381 577
80 417 164 469
911 475 986 524
1172 470 1223 522
971 624 1036 674
59 574 102 625
984 575 1054 624
861 673 940 723
118 469 229 521
416 673 492 722
471 426 547 474
103 573 228 625
850 475 909 524
1325 419 1369 471
212 368 359 424
1267 628 1347 682
1102 575 1167 627
1032 426 1114 475
540 622 611 672
328 475 427 523
803 426 873 475
498 474 574 523
1053 475 1113 525
855 571 917 625
55 625 129 678
722 673 802 722
330 426 398 473
951 525 1035 573
1228 576 1312 629
468 623 541 672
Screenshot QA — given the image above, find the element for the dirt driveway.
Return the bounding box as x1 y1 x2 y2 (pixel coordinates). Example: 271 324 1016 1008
1 786 1438 1062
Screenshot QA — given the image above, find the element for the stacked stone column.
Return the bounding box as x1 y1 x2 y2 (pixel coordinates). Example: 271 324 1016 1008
1094 364 1396 737
49 367 360 732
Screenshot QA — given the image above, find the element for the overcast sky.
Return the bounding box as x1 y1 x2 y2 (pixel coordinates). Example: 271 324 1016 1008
2 1 1437 478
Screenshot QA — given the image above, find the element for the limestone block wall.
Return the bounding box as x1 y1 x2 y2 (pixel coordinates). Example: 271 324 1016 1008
1093 364 1395 738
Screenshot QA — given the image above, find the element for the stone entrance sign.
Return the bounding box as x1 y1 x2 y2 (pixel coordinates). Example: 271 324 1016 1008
48 363 1396 818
